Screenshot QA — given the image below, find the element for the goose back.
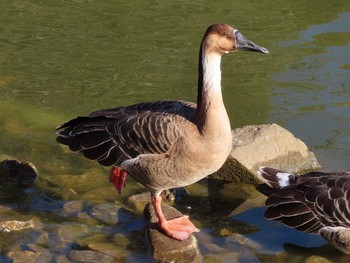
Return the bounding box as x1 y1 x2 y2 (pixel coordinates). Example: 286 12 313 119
257 167 350 233
56 100 197 167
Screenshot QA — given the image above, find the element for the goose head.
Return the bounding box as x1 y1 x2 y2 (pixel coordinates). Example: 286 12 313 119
202 23 269 55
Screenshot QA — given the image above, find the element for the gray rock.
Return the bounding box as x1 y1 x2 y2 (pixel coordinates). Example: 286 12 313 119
208 180 265 214
144 203 200 263
89 202 134 225
59 200 97 222
0 219 35 233
54 255 71 263
77 240 125 260
69 250 114 263
128 190 177 215
61 200 90 216
211 124 320 183
0 159 37 188
4 250 41 263
127 192 151 215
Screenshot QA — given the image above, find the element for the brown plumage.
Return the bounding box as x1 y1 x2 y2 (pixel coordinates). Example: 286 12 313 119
56 23 268 240
257 166 350 254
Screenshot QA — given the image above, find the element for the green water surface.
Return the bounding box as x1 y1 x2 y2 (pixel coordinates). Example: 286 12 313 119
1 0 350 262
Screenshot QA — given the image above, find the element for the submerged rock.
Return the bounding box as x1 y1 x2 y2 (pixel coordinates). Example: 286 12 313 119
0 219 36 233
0 159 38 188
68 250 114 263
127 190 180 215
89 202 135 225
208 180 266 215
4 250 41 263
76 239 125 260
144 202 200 263
127 192 151 214
212 123 320 183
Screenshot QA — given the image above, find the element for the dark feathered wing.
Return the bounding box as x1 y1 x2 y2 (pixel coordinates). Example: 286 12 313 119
56 100 196 166
257 167 350 233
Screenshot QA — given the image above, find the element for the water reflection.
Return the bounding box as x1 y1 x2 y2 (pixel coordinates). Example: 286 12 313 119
1 0 350 262
271 12 350 171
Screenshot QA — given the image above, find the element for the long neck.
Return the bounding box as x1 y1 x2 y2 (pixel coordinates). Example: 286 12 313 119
197 48 222 107
196 47 227 132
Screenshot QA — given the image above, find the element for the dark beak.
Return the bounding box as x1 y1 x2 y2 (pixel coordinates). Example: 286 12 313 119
235 30 269 54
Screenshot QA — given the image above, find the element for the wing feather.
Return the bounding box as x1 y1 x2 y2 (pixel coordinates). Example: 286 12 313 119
56 100 196 166
257 167 350 233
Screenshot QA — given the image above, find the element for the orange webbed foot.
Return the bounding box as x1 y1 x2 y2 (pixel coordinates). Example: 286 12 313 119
159 215 199 241
151 195 199 241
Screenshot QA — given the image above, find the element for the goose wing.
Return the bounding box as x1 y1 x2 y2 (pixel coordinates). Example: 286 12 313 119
56 100 196 166
258 167 350 233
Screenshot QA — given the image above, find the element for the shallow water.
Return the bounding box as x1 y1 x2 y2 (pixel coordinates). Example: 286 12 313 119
1 0 350 262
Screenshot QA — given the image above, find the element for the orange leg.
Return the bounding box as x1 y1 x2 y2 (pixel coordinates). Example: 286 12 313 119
109 166 127 194
151 195 199 241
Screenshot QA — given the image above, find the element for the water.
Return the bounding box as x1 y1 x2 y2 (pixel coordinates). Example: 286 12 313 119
1 0 350 262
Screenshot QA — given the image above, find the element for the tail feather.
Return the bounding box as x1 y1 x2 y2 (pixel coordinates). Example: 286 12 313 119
257 166 294 189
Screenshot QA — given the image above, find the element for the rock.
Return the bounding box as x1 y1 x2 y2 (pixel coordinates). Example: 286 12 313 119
203 253 240 263
144 202 200 263
305 256 332 263
4 250 41 263
127 190 178 215
0 219 35 233
211 124 320 183
59 200 96 222
0 159 38 188
55 224 92 244
54 255 71 263
0 204 12 214
89 202 135 225
61 200 90 216
208 179 267 216
68 250 114 262
127 192 151 214
80 242 125 259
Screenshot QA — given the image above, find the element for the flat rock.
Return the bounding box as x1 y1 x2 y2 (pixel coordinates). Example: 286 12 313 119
0 159 38 188
208 180 265 214
5 250 41 263
89 202 134 225
127 190 177 215
144 203 200 263
80 242 125 260
68 250 114 263
211 123 320 183
305 256 333 263
0 219 35 233
127 192 151 214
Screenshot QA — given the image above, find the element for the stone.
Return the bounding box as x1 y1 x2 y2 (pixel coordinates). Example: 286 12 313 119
127 192 151 214
0 159 38 188
211 124 320 183
61 200 89 216
59 200 96 222
4 250 41 263
127 190 178 215
54 223 92 244
208 179 267 215
81 242 125 259
0 219 35 233
69 250 114 262
144 203 200 263
54 255 71 263
203 253 240 263
305 256 332 263
89 202 135 225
